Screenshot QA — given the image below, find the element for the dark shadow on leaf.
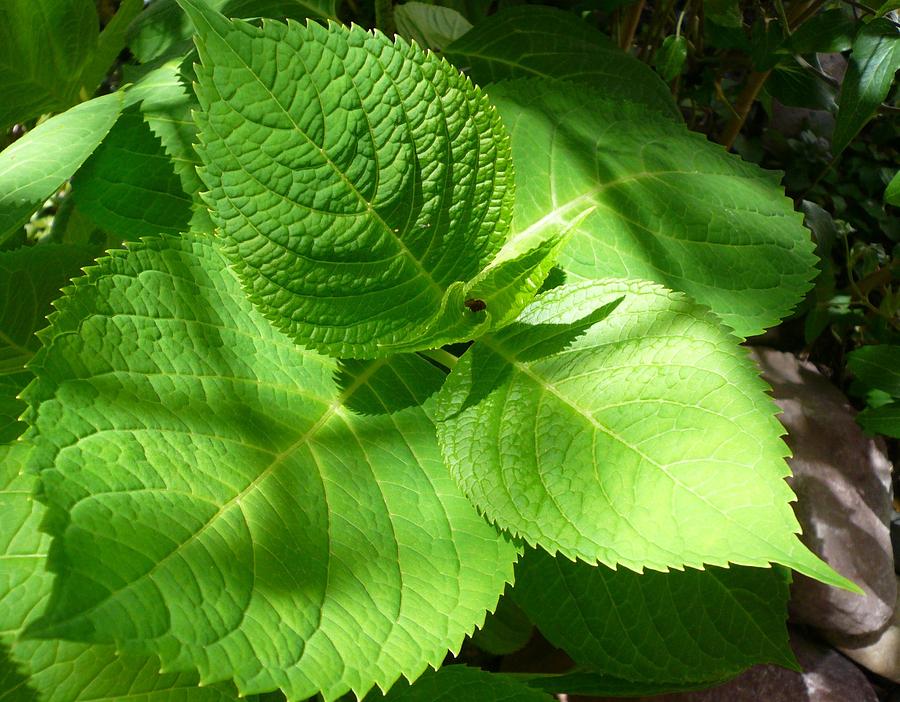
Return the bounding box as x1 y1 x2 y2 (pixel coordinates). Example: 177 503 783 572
335 354 446 416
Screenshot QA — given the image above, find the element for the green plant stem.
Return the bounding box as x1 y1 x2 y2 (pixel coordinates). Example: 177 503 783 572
375 0 396 37
420 348 458 371
619 0 646 50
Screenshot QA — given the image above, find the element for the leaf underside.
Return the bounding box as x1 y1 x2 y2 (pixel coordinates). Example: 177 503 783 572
436 280 852 590
23 234 517 701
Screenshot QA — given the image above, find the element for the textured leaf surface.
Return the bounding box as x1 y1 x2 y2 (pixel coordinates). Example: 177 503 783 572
488 80 817 337
444 6 677 117
128 0 337 64
73 104 194 237
24 234 516 700
0 245 98 374
395 2 473 51
514 548 795 682
436 280 852 588
373 665 553 701
185 1 549 357
0 0 99 130
0 95 123 246
833 19 899 156
0 444 255 702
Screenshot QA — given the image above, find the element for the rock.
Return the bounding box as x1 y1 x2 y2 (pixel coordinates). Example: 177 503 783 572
749 348 896 638
828 577 900 683
570 628 878 702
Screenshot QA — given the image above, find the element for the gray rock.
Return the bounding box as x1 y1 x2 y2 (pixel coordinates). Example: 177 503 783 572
571 629 877 702
750 348 896 638
829 577 900 683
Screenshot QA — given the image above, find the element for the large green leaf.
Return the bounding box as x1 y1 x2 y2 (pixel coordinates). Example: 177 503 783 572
184 0 570 357
514 548 795 683
833 19 900 156
0 95 124 247
847 344 900 397
488 80 817 338
128 0 338 64
373 665 554 701
0 0 99 131
23 234 517 700
0 442 260 702
444 6 678 118
436 280 853 589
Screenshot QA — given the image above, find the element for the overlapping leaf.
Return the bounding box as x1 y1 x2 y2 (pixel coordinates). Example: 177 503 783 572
514 548 795 683
372 665 553 702
184 0 576 357
23 234 517 700
0 95 123 246
444 6 678 117
436 279 853 588
487 80 818 337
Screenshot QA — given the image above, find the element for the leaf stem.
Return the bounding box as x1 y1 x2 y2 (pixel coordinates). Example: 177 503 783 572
375 0 396 37
619 0 646 51
419 348 458 371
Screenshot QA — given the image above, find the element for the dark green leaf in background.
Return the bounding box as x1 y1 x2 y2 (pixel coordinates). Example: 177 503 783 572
885 170 900 205
847 344 900 397
395 2 473 51
656 35 688 82
374 665 554 701
468 589 532 656
833 19 900 156
788 9 855 54
514 548 796 683
444 6 679 118
857 402 900 438
704 0 743 28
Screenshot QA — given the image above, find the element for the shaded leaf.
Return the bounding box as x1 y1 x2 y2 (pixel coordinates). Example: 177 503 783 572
488 80 817 338
514 548 796 683
395 2 473 51
847 344 900 396
444 6 678 117
373 665 553 701
789 9 854 54
656 35 688 82
857 402 900 438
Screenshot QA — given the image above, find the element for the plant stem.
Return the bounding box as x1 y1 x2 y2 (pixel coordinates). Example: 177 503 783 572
718 68 771 150
375 0 396 37
419 348 458 371
619 0 645 50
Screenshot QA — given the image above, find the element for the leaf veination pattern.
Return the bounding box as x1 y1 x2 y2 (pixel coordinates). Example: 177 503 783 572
185 0 514 357
436 280 851 588
24 235 517 701
487 81 818 338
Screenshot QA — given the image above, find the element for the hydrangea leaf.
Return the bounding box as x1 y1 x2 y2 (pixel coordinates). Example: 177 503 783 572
23 234 517 701
0 0 100 131
0 443 262 702
857 403 900 438
182 0 567 358
847 344 900 397
128 0 337 64
487 80 818 338
395 2 473 51
72 104 195 237
514 548 795 683
444 6 678 118
436 279 855 590
0 94 123 247
372 665 554 702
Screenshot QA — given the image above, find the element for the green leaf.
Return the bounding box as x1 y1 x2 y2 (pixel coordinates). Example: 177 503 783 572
72 104 195 237
847 344 900 396
0 94 124 247
373 666 554 701
522 672 726 697
395 2 473 51
767 62 835 111
0 443 258 702
79 0 145 99
857 402 900 438
0 373 29 443
514 548 796 683
468 589 532 656
655 35 688 82
128 0 338 64
789 9 855 54
23 234 517 701
444 6 679 118
487 80 817 338
0 0 100 130
704 0 743 28
185 0 557 357
833 19 900 156
877 0 900 15
0 244 98 374
886 170 900 206
436 280 855 589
